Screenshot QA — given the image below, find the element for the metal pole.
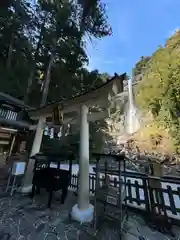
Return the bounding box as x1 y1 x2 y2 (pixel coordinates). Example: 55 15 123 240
8 134 16 157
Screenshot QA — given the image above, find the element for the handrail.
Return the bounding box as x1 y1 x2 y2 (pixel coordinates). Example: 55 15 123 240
70 171 180 222
0 108 17 121
89 171 180 184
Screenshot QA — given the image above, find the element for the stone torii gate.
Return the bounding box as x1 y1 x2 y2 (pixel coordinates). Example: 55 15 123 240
22 73 126 222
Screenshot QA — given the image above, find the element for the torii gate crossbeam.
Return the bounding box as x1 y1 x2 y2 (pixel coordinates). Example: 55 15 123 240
21 73 126 223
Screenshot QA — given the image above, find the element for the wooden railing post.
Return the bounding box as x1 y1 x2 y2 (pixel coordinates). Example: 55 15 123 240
70 170 180 222
142 177 151 212
148 160 163 215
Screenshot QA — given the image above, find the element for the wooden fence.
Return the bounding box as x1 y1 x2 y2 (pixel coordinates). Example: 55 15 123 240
70 172 180 221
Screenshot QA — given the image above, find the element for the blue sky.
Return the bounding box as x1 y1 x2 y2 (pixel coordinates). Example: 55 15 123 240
86 0 180 76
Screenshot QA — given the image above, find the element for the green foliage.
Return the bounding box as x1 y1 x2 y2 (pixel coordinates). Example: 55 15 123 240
136 30 180 152
47 68 108 104
133 56 151 77
0 0 112 154
0 0 111 103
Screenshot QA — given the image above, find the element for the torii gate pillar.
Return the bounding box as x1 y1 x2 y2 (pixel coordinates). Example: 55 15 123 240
71 104 94 222
21 116 45 193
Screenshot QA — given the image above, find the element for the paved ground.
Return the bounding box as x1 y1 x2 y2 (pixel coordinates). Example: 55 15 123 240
0 189 79 240
0 188 179 240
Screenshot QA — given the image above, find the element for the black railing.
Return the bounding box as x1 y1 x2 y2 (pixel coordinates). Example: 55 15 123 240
0 108 18 121
70 172 180 221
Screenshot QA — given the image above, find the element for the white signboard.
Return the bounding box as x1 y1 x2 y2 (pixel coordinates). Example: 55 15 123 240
12 162 26 175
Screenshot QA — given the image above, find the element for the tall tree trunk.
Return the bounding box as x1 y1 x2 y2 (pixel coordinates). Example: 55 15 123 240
40 52 55 107
6 33 14 71
24 18 46 104
6 0 21 71
24 71 34 104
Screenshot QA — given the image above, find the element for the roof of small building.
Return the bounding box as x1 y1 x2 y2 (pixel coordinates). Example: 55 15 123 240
0 92 32 110
29 72 127 118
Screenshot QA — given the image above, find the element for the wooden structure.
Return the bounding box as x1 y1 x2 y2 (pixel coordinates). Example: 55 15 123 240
30 151 73 208
22 73 126 223
92 153 127 239
148 158 165 222
0 92 33 128
70 171 180 235
0 92 33 167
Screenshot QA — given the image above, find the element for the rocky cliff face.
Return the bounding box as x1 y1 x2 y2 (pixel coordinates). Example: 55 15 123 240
106 78 141 142
107 77 176 157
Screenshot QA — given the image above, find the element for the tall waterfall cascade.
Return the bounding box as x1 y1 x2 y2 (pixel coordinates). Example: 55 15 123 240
124 78 141 135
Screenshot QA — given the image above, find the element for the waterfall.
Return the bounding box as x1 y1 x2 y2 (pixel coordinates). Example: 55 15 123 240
124 78 140 135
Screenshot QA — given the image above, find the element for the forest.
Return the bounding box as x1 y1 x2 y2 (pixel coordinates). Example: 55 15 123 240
1 1 180 156
135 30 180 155
0 0 113 154
0 0 111 105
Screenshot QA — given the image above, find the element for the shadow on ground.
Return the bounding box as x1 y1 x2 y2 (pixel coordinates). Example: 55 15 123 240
0 188 179 239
